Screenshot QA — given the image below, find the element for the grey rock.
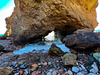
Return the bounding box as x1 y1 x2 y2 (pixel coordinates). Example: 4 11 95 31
72 66 79 73
88 73 97 75
67 70 73 75
77 72 83 75
20 63 27 69
47 72 52 75
93 53 100 63
90 62 98 73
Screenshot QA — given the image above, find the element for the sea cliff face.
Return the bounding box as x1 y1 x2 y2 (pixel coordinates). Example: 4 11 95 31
5 0 98 45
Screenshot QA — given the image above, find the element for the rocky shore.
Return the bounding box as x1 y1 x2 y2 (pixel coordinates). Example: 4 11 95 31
0 0 100 74
0 30 100 75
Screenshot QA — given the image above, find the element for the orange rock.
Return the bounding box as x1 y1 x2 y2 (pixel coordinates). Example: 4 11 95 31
19 71 23 75
32 64 38 68
5 0 98 45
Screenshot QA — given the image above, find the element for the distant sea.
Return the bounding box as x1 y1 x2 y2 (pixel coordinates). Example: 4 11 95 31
0 34 4 36
94 29 100 32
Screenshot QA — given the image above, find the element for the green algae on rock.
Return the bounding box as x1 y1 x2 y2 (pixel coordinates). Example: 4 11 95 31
63 53 77 66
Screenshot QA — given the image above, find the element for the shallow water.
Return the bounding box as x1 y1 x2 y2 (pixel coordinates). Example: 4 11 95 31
12 29 100 55
13 39 70 55
13 31 70 55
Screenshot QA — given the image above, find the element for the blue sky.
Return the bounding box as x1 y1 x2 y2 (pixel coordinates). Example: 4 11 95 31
0 0 10 10
0 0 15 34
0 0 100 34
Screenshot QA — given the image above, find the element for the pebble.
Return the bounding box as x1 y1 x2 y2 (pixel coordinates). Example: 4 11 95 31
47 72 52 75
78 67 82 71
12 62 18 68
32 64 38 68
66 70 73 75
14 73 19 75
43 62 47 66
19 71 23 75
38 63 41 66
59 68 64 74
24 70 28 75
63 68 67 71
20 63 27 69
49 69 53 72
93 53 100 63
77 72 83 75
48 62 52 65
88 73 97 75
72 66 79 73
52 71 57 75
80 64 87 71
30 68 36 71
18 61 24 65
90 62 98 73
32 71 37 75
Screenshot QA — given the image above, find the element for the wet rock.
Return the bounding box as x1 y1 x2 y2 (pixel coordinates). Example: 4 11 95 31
48 43 64 56
5 0 98 45
0 45 4 50
63 53 77 66
88 73 97 75
20 63 27 69
0 67 13 75
52 71 57 75
90 62 99 73
66 70 73 75
79 64 87 72
14 73 19 75
64 32 100 51
49 69 53 72
47 72 52 75
77 72 83 75
72 66 79 73
93 53 100 62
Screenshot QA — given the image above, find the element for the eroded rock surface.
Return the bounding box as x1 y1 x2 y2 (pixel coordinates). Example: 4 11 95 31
64 32 100 51
63 53 77 66
5 0 98 45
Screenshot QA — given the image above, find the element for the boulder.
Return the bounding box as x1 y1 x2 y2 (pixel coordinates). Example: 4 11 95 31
5 0 98 45
93 53 100 63
48 43 64 56
0 67 13 75
63 53 77 66
63 32 100 51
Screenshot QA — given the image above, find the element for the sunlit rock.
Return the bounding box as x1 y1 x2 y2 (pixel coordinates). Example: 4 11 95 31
5 0 98 45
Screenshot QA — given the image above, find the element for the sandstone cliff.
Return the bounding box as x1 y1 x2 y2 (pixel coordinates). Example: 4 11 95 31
5 0 98 45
